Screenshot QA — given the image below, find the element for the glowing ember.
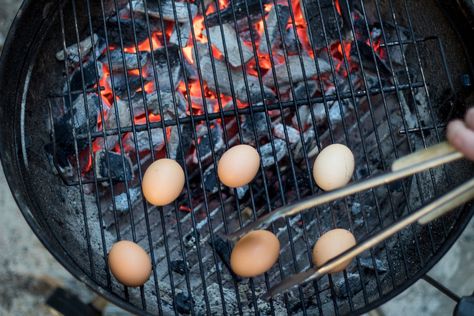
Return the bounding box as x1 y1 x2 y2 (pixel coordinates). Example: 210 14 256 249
75 0 385 177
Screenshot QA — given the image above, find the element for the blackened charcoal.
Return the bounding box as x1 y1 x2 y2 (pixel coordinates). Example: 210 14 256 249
194 124 225 163
291 80 319 101
359 257 388 273
260 139 287 167
205 0 269 27
208 23 253 67
104 17 157 46
111 187 141 212
302 0 343 48
170 260 189 275
273 123 300 144
124 128 165 152
259 4 290 55
183 229 200 248
96 150 133 182
56 34 99 63
203 166 219 193
333 273 363 298
351 40 392 77
242 112 270 144
132 0 197 23
263 56 330 88
150 45 180 67
107 72 142 99
174 293 194 314
209 236 242 281
101 0 129 16
195 44 275 104
70 61 103 92
102 49 148 72
48 93 100 167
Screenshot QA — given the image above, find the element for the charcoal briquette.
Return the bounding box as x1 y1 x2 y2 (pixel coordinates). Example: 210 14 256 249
96 150 133 182
170 259 189 275
174 293 194 314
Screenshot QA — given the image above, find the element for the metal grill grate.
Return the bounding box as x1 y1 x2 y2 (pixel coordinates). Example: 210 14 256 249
45 0 466 314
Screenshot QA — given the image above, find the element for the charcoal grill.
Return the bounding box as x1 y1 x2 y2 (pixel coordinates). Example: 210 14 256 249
0 0 473 314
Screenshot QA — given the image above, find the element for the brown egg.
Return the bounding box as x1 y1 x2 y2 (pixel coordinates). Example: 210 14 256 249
108 240 152 287
217 144 260 188
312 229 356 273
142 158 185 206
313 144 355 191
230 230 280 277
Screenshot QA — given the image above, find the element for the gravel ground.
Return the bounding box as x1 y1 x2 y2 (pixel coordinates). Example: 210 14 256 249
0 1 473 315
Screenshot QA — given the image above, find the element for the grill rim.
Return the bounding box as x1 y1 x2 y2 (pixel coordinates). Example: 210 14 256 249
0 0 474 315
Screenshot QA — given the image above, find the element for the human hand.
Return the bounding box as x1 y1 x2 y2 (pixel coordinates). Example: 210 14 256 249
447 108 474 160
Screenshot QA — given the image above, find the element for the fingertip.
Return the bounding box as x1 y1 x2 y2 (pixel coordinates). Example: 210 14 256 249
447 120 474 160
465 107 474 130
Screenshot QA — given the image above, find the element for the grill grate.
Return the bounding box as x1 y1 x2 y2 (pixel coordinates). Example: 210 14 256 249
45 0 465 314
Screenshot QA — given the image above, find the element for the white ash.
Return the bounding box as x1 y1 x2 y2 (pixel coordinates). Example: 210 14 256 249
259 4 290 55
290 80 320 101
104 98 132 130
56 34 99 63
169 22 191 47
208 23 253 67
293 128 319 160
260 139 287 167
358 257 389 273
110 187 141 212
273 123 301 144
236 185 249 200
333 273 363 298
168 125 181 159
194 44 275 103
124 128 165 153
101 49 148 72
263 55 331 88
242 112 270 144
328 101 344 122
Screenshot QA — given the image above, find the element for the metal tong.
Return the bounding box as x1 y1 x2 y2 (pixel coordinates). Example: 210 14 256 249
221 141 474 299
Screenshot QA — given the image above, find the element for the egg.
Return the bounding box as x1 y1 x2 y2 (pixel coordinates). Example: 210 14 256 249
142 158 185 206
313 144 354 191
230 230 280 277
312 229 356 273
108 240 152 287
217 144 260 188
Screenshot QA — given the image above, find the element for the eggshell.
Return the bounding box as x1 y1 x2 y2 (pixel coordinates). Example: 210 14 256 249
218 144 260 188
230 230 280 277
108 240 152 287
313 144 354 191
312 229 356 273
142 159 185 206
